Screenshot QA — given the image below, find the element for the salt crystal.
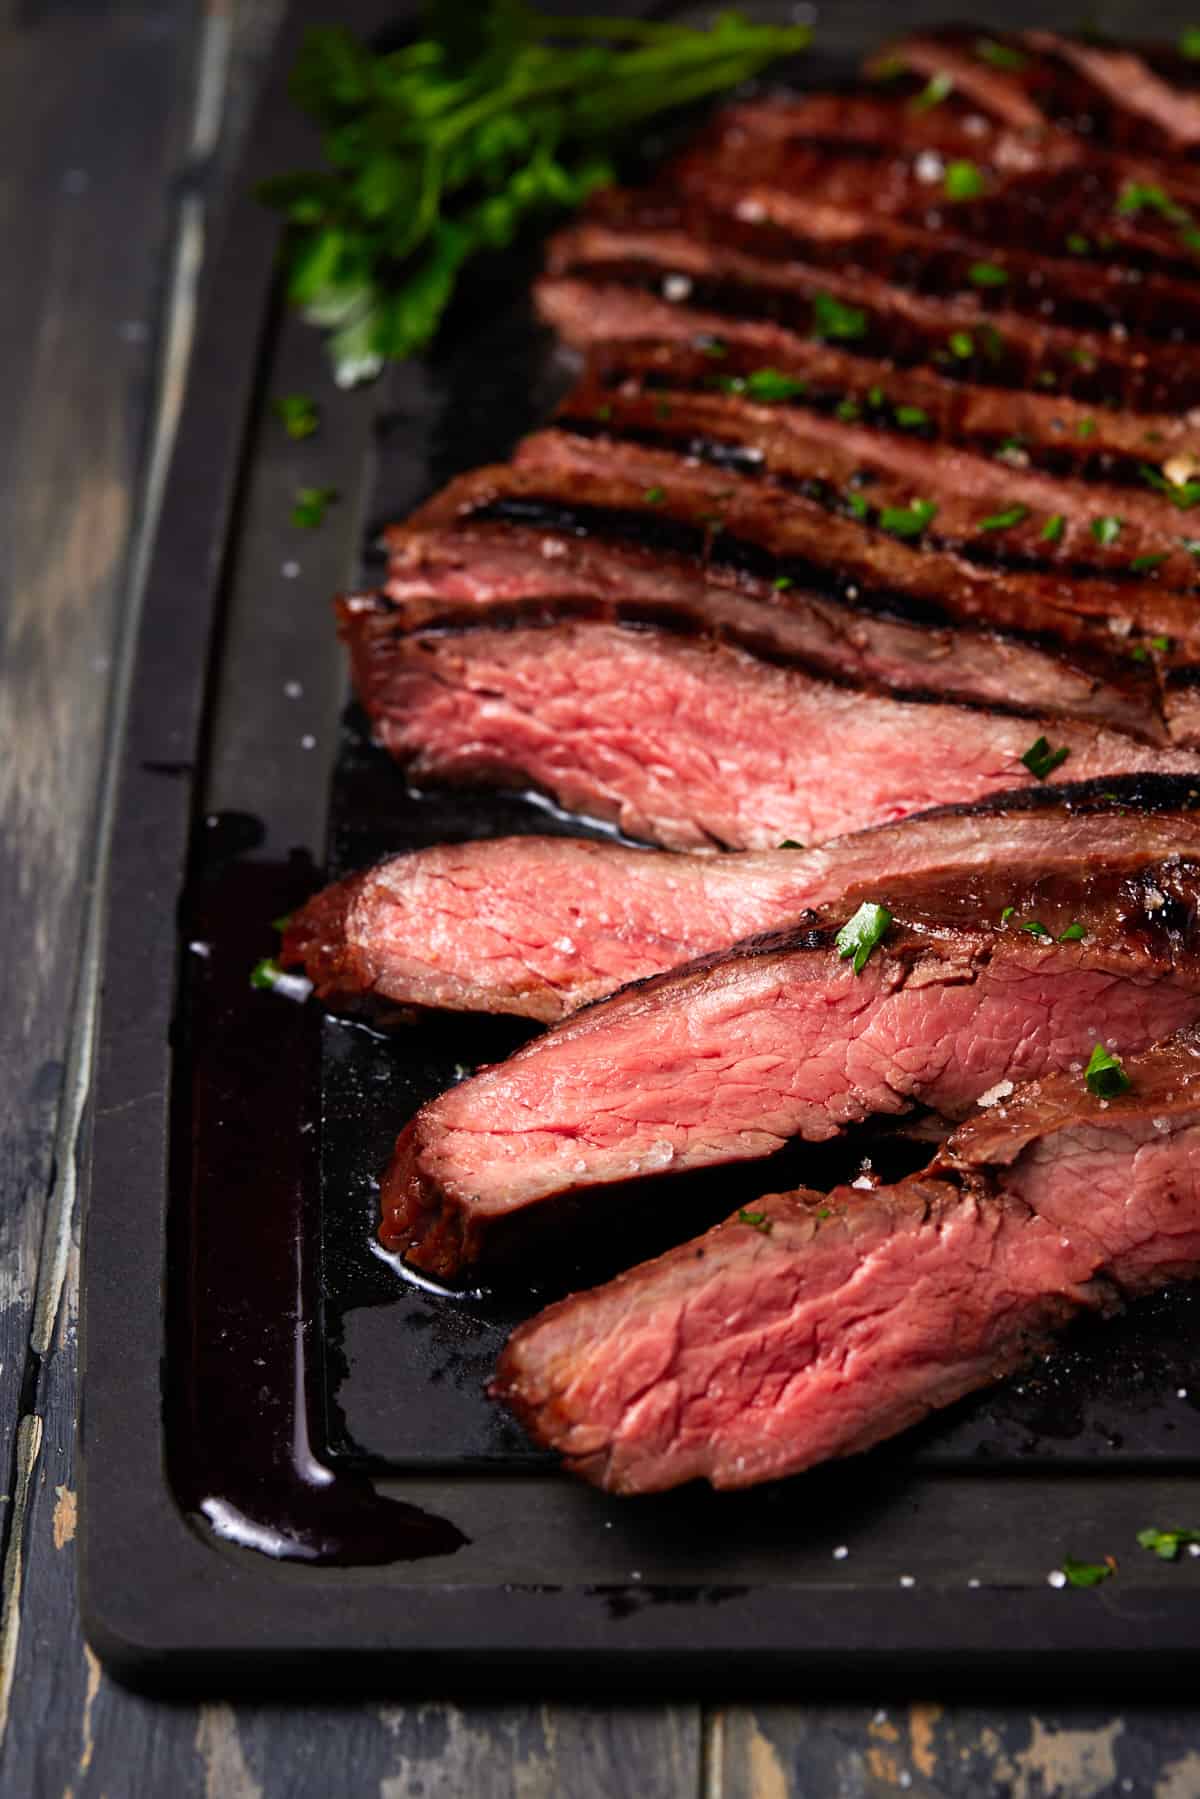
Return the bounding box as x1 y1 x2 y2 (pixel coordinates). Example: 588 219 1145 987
851 1175 875 1190
914 150 943 184
300 734 316 750
1179 1388 1190 1400
899 1575 916 1588
540 538 567 559
977 1079 1014 1109
663 274 693 303
284 680 302 699
832 1545 849 1560
282 560 300 579
736 197 767 222
1047 1569 1067 1589
967 1578 981 1589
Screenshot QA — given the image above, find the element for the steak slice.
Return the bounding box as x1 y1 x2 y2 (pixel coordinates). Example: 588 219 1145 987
555 377 1200 589
534 284 1200 470
341 603 1191 852
491 1027 1200 1492
544 220 1200 411
283 777 1200 1025
382 518 1158 733
381 860 1200 1276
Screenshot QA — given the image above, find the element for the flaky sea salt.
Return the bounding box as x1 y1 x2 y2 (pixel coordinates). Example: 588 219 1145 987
977 1079 1014 1109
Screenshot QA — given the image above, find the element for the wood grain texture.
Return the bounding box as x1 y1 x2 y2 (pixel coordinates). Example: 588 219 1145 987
0 0 1199 1792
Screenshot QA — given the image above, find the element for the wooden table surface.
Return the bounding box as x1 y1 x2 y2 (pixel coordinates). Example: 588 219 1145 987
2 2 1200 1791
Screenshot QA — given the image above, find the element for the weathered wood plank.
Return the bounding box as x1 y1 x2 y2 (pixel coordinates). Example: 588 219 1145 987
709 1703 1200 1797
0 0 203 1663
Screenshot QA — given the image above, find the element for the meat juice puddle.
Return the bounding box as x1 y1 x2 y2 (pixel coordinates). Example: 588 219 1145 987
168 815 466 1565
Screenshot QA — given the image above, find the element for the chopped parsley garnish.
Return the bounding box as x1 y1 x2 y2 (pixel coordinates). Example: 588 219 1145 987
894 405 929 429
836 901 893 974
274 393 320 439
1117 180 1189 225
1000 905 1015 922
1060 1557 1114 1589
1066 233 1091 255
1152 634 1172 651
740 367 807 403
816 1207 833 1219
1184 539 1200 557
1137 1526 1200 1560
261 13 811 383
948 330 975 360
978 504 1029 531
1091 516 1122 546
251 957 283 991
1058 922 1086 942
1085 1042 1131 1098
1021 735 1070 781
1071 347 1097 372
967 260 1008 288
773 575 794 591
738 1208 773 1235
836 398 861 422
778 838 805 848
700 338 728 359
845 490 871 521
271 913 293 933
944 159 985 201
867 384 886 408
1182 28 1200 58
643 486 666 505
1020 920 1050 938
1130 555 1168 575
594 402 613 422
1077 417 1097 439
1139 463 1200 510
812 291 868 342
1041 513 1066 543
878 499 937 539
974 36 1027 71
291 485 338 528
912 70 954 111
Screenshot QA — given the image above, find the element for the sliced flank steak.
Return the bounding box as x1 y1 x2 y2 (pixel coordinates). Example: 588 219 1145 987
381 518 1159 734
405 431 1200 681
534 285 1200 473
341 596 1194 852
543 219 1200 413
491 1027 1200 1493
381 856 1200 1277
283 777 1200 1025
555 373 1200 587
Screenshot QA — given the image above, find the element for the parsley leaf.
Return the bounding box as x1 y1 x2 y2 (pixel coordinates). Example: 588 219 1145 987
773 575 794 591
292 485 338 528
742 367 807 402
879 499 937 539
812 291 868 342
978 504 1029 531
836 901 893 974
777 838 805 848
1091 516 1123 546
738 1207 773 1235
1183 28 1200 59
1060 1557 1114 1589
944 160 985 201
1130 555 1168 574
1137 1526 1200 1560
1041 513 1066 543
1058 922 1086 942
967 260 1008 288
912 70 954 111
975 36 1027 71
1139 463 1200 510
274 393 320 439
643 486 666 506
894 404 929 429
263 13 812 382
1085 1042 1131 1098
948 330 975 360
1021 735 1070 781
251 958 283 991
1020 920 1050 938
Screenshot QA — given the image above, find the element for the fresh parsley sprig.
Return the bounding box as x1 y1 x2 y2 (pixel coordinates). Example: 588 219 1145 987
261 5 811 384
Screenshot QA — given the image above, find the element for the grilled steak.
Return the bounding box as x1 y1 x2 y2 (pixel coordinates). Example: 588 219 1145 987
381 857 1200 1276
342 597 1191 851
284 776 1200 1024
491 1027 1200 1492
382 518 1159 734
